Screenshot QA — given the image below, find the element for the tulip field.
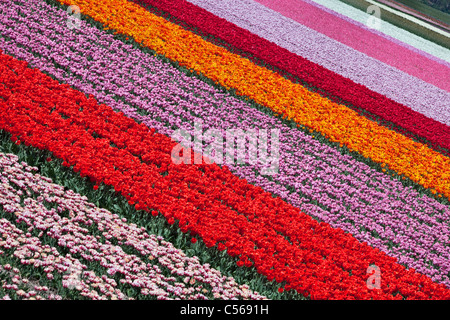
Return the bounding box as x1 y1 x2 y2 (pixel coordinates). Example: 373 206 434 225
0 0 449 300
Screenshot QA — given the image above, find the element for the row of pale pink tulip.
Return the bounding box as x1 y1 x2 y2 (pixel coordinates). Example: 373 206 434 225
1 263 63 300
0 152 266 300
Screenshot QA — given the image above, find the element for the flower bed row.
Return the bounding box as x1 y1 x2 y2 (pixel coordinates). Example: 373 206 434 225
0 152 264 300
1 52 449 299
1 0 449 287
184 0 450 116
114 0 450 154
250 0 449 91
0 129 300 301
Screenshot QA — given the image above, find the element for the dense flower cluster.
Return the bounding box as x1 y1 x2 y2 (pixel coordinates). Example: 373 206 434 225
1 52 449 299
0 217 128 300
0 0 448 287
0 263 63 300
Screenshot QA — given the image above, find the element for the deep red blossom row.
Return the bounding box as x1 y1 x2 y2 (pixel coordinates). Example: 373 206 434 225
1 52 449 300
131 0 450 155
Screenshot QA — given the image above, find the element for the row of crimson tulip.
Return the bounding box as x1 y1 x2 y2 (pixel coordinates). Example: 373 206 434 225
131 0 450 155
1 52 449 299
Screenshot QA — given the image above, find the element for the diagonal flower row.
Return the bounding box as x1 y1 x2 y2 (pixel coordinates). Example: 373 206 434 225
1 52 449 299
301 0 450 64
0 0 448 288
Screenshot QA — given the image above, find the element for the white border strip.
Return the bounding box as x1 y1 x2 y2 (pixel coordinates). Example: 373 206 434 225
306 0 450 64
